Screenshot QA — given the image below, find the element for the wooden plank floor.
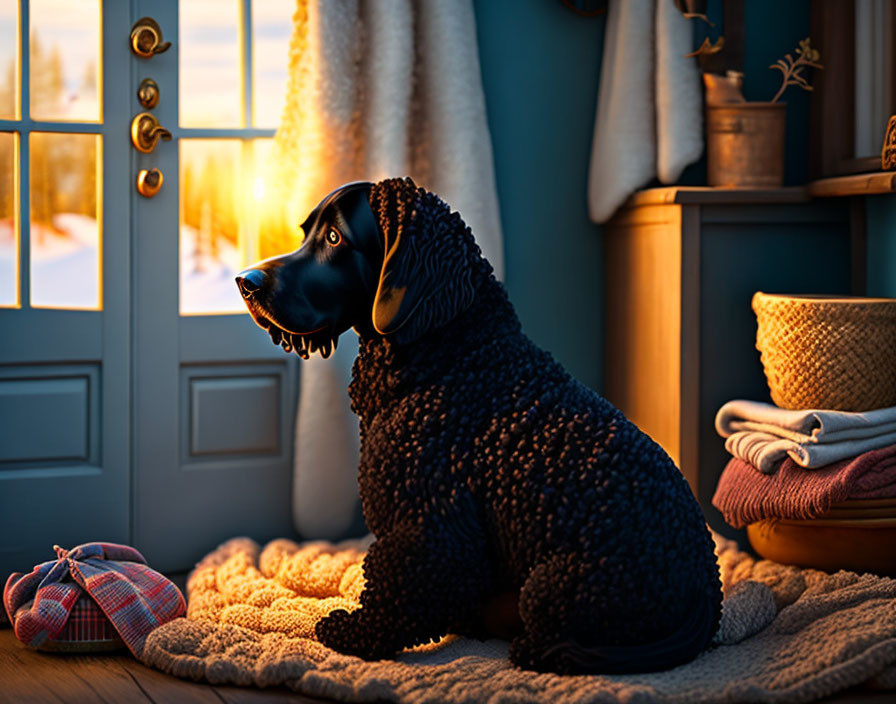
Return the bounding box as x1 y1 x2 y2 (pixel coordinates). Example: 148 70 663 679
0 629 341 704
1 627 892 704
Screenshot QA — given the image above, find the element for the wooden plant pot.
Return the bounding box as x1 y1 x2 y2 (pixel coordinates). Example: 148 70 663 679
706 102 787 188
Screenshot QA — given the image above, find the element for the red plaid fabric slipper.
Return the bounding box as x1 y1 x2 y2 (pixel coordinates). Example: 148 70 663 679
3 542 185 657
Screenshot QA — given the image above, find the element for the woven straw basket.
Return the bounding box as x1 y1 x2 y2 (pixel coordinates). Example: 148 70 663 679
752 292 896 411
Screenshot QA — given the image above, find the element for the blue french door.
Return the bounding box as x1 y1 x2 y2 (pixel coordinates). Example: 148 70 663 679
131 0 298 572
0 0 132 578
0 0 299 577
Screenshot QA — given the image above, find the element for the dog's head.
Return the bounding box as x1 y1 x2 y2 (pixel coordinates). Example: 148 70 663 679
236 177 492 358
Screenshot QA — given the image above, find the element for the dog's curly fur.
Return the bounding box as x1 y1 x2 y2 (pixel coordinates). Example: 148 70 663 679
310 178 722 674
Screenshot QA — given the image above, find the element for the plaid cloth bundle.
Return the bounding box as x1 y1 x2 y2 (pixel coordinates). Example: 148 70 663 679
3 542 185 657
12 591 124 652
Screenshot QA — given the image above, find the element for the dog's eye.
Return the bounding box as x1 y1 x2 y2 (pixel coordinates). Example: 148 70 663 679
325 228 342 247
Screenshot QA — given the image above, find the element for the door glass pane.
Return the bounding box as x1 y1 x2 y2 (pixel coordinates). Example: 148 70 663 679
0 132 16 306
252 0 291 128
181 138 296 315
251 138 300 261
0 0 18 119
30 0 101 123
30 132 101 310
180 0 242 128
180 139 243 314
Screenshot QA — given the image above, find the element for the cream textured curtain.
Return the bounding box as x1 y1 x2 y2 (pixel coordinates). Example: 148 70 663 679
273 0 504 538
587 0 703 223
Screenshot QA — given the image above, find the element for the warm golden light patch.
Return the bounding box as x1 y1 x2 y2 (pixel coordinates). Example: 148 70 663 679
179 138 300 315
0 131 18 307
253 176 266 201
185 537 366 641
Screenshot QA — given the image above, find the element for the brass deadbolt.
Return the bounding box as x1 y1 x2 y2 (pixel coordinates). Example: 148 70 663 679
137 168 164 198
137 78 160 109
131 112 172 153
130 17 171 58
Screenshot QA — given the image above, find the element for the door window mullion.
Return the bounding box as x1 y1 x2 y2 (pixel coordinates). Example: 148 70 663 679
16 0 28 309
0 119 107 133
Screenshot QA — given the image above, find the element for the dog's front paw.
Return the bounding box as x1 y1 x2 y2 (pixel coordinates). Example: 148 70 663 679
315 608 394 660
315 609 357 652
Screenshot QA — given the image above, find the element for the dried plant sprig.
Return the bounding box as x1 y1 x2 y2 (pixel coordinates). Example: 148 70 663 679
770 37 823 103
681 12 715 27
685 35 725 59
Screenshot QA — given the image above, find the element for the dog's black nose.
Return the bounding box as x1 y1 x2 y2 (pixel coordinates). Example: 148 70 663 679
235 269 266 298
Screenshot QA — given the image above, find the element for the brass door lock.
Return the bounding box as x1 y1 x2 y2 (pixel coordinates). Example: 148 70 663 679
131 112 172 153
130 17 171 58
137 168 164 198
137 78 160 109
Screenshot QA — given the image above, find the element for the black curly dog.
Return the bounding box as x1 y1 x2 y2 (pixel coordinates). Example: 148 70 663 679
236 178 722 674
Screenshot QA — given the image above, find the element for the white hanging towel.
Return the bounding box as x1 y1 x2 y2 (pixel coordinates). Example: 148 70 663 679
274 0 504 539
588 0 703 223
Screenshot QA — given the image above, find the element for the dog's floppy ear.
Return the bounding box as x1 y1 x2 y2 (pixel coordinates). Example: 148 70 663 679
369 177 490 344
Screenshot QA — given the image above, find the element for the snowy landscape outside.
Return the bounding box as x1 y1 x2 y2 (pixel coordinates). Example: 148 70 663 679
0 0 294 313
0 0 101 309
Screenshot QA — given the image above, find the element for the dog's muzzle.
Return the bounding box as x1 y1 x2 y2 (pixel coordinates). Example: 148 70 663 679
235 266 338 359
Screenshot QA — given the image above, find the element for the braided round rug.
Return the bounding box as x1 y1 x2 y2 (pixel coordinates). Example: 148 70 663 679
141 532 896 704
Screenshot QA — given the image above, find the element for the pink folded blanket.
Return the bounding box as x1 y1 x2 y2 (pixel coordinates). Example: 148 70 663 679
712 443 896 529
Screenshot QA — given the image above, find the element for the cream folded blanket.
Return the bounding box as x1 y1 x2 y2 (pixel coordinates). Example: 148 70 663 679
716 400 896 474
141 533 896 703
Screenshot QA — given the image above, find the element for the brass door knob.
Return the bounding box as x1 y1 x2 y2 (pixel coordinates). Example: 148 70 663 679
130 17 171 58
131 112 172 153
137 168 164 198
137 78 160 109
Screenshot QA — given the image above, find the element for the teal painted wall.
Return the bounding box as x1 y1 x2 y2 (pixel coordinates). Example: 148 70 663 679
742 0 811 185
867 195 896 297
743 1 896 300
472 0 820 394
475 0 896 389
474 0 605 392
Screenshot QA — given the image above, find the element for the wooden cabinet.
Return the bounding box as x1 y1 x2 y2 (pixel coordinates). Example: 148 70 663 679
605 187 858 536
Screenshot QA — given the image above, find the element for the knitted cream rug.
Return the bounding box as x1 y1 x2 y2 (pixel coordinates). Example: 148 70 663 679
142 532 896 703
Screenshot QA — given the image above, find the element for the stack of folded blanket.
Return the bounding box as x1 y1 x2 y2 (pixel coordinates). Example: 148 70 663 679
712 400 896 528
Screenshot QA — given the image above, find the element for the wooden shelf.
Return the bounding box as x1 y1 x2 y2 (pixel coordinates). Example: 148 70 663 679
625 186 809 207
808 172 896 197
626 177 896 206
605 195 854 530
